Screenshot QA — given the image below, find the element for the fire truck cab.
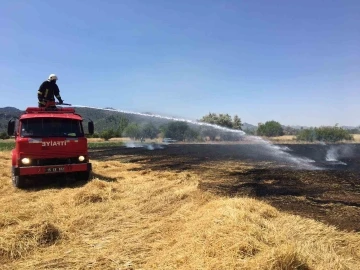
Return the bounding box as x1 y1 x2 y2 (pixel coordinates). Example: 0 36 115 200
7 102 94 188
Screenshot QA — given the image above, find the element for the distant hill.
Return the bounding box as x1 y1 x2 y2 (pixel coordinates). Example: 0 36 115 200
242 123 257 131
0 107 23 133
0 107 23 115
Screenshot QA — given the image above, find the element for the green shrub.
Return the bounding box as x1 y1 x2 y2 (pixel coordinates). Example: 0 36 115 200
163 121 190 141
123 123 141 140
257 121 284 137
100 129 116 141
296 126 353 143
0 132 10 140
86 133 100 138
296 128 317 142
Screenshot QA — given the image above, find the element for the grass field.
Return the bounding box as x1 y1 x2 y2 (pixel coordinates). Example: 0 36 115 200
0 141 15 151
1 147 360 269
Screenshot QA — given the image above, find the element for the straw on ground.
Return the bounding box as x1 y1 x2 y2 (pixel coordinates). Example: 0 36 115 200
0 151 359 269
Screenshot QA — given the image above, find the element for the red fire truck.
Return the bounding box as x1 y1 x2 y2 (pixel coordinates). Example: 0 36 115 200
7 102 94 188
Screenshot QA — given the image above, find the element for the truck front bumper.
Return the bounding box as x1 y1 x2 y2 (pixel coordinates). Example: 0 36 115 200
13 163 92 176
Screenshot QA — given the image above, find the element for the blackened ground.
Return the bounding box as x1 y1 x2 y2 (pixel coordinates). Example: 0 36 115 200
90 143 360 232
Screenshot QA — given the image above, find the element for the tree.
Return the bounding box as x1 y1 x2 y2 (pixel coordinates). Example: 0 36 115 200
0 131 10 140
296 126 354 143
199 113 219 125
141 122 159 139
199 126 219 141
217 114 233 128
233 115 242 130
100 129 116 141
163 121 190 141
283 125 299 136
184 128 199 141
295 128 317 142
116 117 129 137
199 112 243 129
348 128 360 134
257 121 284 137
123 123 141 140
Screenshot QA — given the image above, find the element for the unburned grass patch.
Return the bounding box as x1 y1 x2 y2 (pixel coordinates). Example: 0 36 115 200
145 198 360 270
73 179 119 205
0 141 14 151
0 221 62 262
88 141 123 149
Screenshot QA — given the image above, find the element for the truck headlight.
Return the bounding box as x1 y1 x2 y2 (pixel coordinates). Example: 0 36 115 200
21 158 31 165
78 156 85 162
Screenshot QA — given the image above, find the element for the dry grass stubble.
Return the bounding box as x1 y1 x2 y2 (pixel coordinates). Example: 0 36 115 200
147 198 360 269
0 151 359 269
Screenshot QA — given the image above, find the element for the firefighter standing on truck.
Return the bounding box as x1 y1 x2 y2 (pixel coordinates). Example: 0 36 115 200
38 74 63 107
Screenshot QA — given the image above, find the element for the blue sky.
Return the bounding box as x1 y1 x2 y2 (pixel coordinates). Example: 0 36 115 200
1 0 359 127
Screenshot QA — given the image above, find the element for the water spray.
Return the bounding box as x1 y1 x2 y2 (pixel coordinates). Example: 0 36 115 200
73 105 247 135
72 104 320 170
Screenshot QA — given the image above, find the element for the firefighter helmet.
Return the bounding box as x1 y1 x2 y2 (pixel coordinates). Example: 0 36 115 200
48 74 58 81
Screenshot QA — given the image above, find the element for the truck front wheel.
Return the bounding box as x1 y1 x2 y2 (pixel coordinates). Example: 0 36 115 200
12 174 26 189
77 171 91 182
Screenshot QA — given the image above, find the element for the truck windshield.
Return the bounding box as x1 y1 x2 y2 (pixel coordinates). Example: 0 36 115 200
20 118 84 138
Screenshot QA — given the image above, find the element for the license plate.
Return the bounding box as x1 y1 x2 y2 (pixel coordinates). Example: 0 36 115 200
45 167 65 173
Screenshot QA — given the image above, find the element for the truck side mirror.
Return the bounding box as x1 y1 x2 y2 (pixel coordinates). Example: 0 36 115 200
88 121 94 135
7 119 15 136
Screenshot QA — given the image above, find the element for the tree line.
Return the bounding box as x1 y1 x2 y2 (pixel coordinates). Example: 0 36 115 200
1 111 358 143
256 121 355 143
88 113 245 142
89 113 357 143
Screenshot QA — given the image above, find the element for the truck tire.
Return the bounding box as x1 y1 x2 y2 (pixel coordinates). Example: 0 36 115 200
12 174 26 189
77 171 91 182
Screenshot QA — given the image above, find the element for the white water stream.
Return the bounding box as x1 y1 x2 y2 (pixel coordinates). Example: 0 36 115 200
73 105 320 170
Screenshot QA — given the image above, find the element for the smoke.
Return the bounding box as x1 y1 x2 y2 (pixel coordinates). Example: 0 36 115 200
124 141 164 150
124 141 143 148
325 145 353 165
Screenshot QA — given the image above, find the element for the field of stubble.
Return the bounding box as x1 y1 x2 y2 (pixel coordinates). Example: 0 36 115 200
1 142 360 269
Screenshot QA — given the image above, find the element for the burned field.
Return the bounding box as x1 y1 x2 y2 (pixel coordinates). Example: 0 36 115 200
91 143 360 232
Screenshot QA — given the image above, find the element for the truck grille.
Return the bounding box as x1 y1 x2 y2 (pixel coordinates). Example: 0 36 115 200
32 157 80 166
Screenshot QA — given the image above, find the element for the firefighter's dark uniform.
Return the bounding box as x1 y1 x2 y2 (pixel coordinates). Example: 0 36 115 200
37 80 63 107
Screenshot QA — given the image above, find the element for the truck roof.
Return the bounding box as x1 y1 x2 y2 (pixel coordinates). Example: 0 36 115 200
20 107 83 121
